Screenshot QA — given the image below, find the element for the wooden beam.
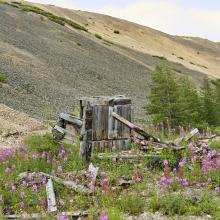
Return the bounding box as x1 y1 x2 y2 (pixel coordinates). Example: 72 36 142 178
46 179 57 213
111 112 164 143
59 113 83 126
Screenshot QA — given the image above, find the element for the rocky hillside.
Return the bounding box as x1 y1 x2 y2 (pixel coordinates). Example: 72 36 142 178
0 1 220 123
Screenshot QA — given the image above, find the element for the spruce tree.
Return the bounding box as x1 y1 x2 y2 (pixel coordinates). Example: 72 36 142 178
200 75 219 126
144 63 181 128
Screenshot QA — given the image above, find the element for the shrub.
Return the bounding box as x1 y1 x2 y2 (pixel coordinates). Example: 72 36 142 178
122 47 126 49
103 40 113 44
95 34 102 39
48 17 65 26
77 42 81 46
190 62 195 65
11 1 22 4
66 19 88 32
10 4 19 8
0 73 7 82
152 55 167 60
177 57 184 60
170 67 181 73
40 15 44 20
102 42 111 46
114 30 120 34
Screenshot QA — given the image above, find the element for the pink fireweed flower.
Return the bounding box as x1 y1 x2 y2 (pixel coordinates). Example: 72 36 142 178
207 178 211 182
12 164 15 170
75 179 79 185
101 178 109 194
212 150 217 155
6 212 10 216
21 192 25 198
41 200 46 206
23 181 27 187
47 160 50 164
215 187 219 193
105 143 107 147
112 157 116 162
134 177 141 183
19 202 25 207
158 189 163 194
91 154 94 158
0 195 2 200
12 185 16 192
5 183 8 188
130 125 134 129
101 213 109 220
22 212 30 219
173 168 177 173
33 184 37 193
73 142 77 147
135 139 139 144
57 166 62 173
112 146 115 151
64 157 67 163
163 160 168 167
101 171 106 176
5 167 10 173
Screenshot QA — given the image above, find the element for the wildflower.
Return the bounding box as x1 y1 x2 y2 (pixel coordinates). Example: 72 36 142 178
101 171 106 176
112 146 115 151
73 142 77 147
5 183 8 188
135 139 139 144
12 164 15 170
64 157 67 163
47 160 50 164
5 167 10 173
75 179 79 184
215 187 219 193
212 150 217 155
19 202 25 207
173 168 177 173
158 189 162 194
6 212 10 216
22 212 30 219
91 173 96 178
0 195 2 200
207 178 211 182
33 184 37 193
91 154 94 158
101 178 109 194
21 192 25 198
23 181 27 187
150 137 152 142
41 200 46 206
148 186 152 190
163 160 168 167
112 157 116 162
101 213 108 220
12 185 16 192
130 125 134 129
57 166 62 173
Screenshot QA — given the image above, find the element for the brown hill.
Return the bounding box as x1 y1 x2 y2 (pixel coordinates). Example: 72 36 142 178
0 0 219 123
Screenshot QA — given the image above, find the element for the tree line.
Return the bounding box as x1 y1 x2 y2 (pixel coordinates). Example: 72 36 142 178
143 63 220 131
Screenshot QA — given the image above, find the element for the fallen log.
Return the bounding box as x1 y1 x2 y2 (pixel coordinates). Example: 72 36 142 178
111 112 164 143
46 179 57 213
40 172 93 195
176 128 199 144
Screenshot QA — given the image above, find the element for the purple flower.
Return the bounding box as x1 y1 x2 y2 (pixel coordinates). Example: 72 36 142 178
101 213 109 220
134 177 141 183
212 150 217 155
57 166 62 173
6 212 10 216
158 189 163 194
0 195 2 200
91 173 96 178
23 181 27 187
135 139 139 144
73 142 77 147
21 192 25 198
64 157 67 163
12 164 15 170
33 184 37 193
5 183 8 188
112 157 116 162
163 160 168 166
41 200 46 206
215 187 219 193
112 146 115 151
173 168 177 173
19 202 25 207
130 125 134 129
47 160 50 164
5 167 10 173
12 185 16 192
207 178 211 182
91 154 94 158
75 179 79 184
101 171 106 176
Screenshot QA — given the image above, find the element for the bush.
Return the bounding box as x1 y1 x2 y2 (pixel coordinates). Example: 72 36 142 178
95 34 102 39
177 57 184 60
11 1 22 4
0 73 7 82
48 17 65 26
114 30 120 34
10 3 19 8
102 42 111 46
66 19 88 32
122 47 126 49
77 42 81 46
152 55 167 60
190 62 195 65
40 15 44 20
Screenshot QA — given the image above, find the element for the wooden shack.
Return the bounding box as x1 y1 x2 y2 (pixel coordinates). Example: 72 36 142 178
78 96 134 159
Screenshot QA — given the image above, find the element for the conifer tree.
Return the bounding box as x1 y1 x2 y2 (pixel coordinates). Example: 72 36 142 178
143 63 181 128
200 75 219 126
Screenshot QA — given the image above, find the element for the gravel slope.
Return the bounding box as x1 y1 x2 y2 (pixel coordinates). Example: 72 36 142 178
0 3 209 123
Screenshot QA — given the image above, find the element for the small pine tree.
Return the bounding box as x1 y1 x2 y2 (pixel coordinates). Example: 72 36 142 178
143 63 181 129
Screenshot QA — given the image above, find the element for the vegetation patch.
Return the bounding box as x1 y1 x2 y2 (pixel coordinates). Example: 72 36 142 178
152 55 167 60
102 42 111 46
95 34 102 39
177 57 184 60
190 62 195 65
103 40 113 44
170 67 181 73
77 42 81 46
114 30 120 34
197 64 208 69
122 47 126 49
0 73 7 82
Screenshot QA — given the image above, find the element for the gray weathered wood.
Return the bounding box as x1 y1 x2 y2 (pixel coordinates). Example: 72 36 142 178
6 213 46 219
54 125 74 137
40 172 93 195
176 128 199 144
98 153 158 159
112 112 163 143
59 113 83 126
46 179 57 213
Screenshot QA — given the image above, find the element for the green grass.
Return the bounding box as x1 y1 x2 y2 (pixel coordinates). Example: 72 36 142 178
114 30 120 34
95 34 102 39
122 47 126 49
48 17 65 25
77 42 81 46
0 73 7 82
170 67 181 73
152 55 167 60
102 42 111 46
197 64 208 69
11 1 22 4
177 57 184 60
103 40 113 44
190 62 195 65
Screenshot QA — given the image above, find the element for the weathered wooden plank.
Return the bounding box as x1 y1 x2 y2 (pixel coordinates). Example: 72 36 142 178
176 128 199 144
111 99 132 105
112 112 163 143
53 125 74 137
91 140 112 153
98 153 157 159
108 106 116 139
40 172 93 195
6 213 46 219
81 101 88 135
46 179 57 213
59 113 83 126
